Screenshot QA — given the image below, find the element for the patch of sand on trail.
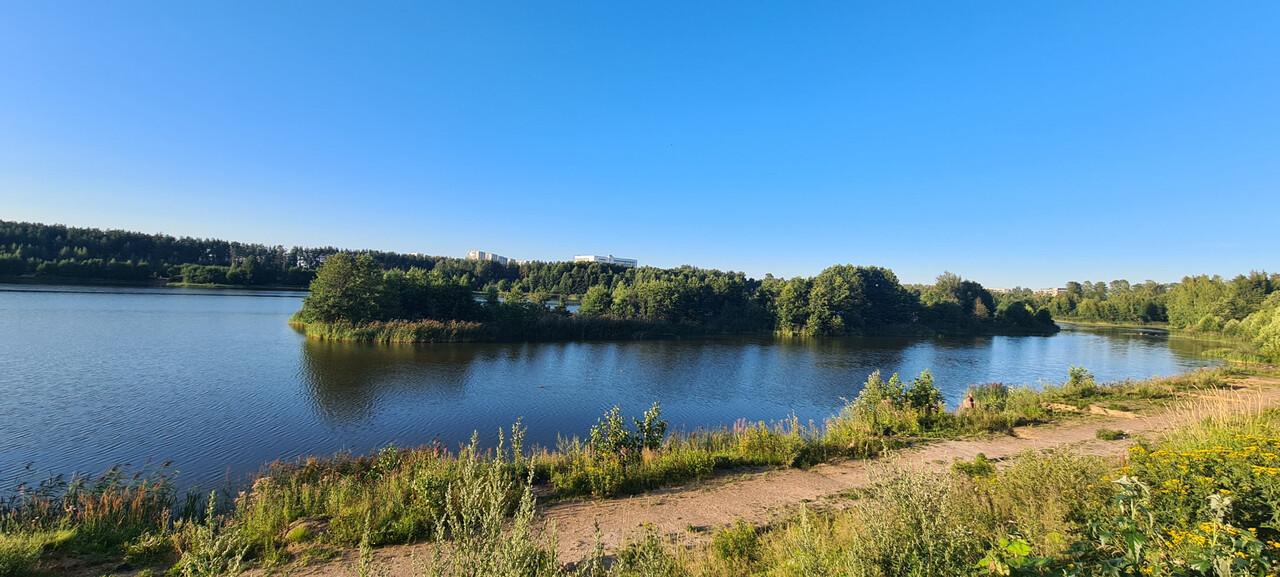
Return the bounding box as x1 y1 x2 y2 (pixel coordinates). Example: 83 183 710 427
239 377 1280 577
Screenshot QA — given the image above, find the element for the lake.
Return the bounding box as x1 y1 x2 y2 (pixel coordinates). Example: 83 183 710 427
0 285 1219 490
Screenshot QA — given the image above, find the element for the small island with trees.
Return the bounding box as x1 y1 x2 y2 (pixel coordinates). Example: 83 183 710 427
290 252 1059 343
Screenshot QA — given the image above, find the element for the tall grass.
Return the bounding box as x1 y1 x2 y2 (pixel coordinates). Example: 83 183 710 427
291 314 718 343
618 400 1280 577
296 318 487 343
0 466 176 576
5 365 1274 575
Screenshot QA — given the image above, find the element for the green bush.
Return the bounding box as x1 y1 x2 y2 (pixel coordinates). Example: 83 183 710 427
952 453 996 478
1095 428 1126 441
711 519 760 562
0 530 73 577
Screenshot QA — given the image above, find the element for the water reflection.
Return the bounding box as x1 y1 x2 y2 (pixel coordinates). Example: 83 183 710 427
295 327 1220 454
0 283 1224 490
300 340 476 423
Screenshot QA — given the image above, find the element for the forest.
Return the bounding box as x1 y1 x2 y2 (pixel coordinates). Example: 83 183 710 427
1039 271 1280 361
293 253 1058 341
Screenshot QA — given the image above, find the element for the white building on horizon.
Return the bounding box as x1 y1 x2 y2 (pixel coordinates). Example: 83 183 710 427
574 254 638 268
467 250 524 266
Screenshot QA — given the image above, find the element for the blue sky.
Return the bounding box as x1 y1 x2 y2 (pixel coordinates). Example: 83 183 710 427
2 2 1277 288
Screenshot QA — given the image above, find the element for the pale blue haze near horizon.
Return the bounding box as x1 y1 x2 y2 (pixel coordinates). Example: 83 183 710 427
2 2 1277 288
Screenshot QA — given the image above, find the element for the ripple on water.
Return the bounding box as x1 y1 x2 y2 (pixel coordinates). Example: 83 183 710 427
0 288 1222 490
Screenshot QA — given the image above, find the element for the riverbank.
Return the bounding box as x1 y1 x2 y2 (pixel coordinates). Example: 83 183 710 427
7 365 1276 577
290 315 708 343
290 316 1059 344
0 275 308 292
1056 319 1171 330
1057 319 1277 365
251 370 1280 577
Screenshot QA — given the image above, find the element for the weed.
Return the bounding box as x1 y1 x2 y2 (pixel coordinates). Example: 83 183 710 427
952 453 996 477
172 492 246 577
419 453 558 577
1095 428 1126 440
611 531 683 577
711 519 760 562
0 530 73 577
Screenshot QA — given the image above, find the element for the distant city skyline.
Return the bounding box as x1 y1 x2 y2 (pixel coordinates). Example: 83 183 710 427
3 2 1277 288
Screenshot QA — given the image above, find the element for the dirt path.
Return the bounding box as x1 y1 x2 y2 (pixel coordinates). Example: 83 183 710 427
244 377 1280 576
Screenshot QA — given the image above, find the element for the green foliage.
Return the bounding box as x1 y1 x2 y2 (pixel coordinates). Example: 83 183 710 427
628 409 1280 576
0 530 73 577
952 453 996 478
587 403 668 456
123 530 174 566
846 370 952 436
300 253 387 324
0 466 174 557
1053 270 1280 362
577 285 613 316
974 536 1052 576
711 519 760 562
419 463 558 577
610 531 684 577
173 493 247 577
1065 365 1098 398
1095 428 1126 441
841 468 986 576
589 405 638 455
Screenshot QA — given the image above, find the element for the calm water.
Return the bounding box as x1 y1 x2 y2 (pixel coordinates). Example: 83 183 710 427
0 285 1219 489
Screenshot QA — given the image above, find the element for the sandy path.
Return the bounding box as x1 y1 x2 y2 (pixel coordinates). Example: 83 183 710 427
242 377 1280 576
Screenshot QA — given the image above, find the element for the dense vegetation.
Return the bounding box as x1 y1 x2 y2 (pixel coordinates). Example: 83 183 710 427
0 220 1055 337
1 366 1266 576
1042 272 1280 362
621 397 1280 577
293 253 1058 341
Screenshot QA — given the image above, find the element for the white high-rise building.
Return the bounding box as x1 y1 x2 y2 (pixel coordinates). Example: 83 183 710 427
574 254 638 268
467 250 520 265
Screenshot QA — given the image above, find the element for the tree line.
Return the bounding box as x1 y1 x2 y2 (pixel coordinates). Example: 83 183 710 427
295 252 1059 341
1042 271 1280 360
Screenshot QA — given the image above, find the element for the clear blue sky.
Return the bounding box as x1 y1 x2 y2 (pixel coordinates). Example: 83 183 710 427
2 2 1277 288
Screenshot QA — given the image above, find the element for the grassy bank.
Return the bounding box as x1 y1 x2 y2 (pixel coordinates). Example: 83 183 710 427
164 282 308 292
291 316 1059 345
606 390 1280 576
290 314 718 343
0 366 1270 576
1057 319 1279 366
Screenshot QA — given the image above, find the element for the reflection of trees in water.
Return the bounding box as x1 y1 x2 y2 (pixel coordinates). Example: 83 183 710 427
1060 324 1219 363
612 336 914 403
298 341 480 424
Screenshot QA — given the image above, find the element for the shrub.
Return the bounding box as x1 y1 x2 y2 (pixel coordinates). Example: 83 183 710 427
1066 365 1098 398
711 519 760 562
840 468 985 576
1095 428 1126 441
0 530 73 577
611 531 683 577
419 458 558 577
952 453 996 478
172 493 246 577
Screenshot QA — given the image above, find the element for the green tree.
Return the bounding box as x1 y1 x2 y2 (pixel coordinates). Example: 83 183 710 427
578 285 613 316
300 253 384 324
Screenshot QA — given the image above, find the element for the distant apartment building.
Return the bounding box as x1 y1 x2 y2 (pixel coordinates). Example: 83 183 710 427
574 254 638 268
466 250 522 265
1034 287 1068 297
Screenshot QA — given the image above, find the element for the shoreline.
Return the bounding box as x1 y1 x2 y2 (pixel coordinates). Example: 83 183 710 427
0 276 309 293
13 364 1279 577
